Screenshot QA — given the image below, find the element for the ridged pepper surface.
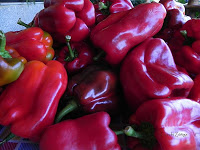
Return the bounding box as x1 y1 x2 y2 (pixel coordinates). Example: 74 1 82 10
0 60 67 142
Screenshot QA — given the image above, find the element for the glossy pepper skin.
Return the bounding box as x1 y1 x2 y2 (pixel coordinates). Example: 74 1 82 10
55 65 119 123
57 35 94 74
0 60 67 142
67 65 119 113
90 2 166 65
126 98 200 150
40 112 121 150
0 31 24 86
5 27 55 63
34 0 95 43
120 38 194 111
93 0 133 24
168 19 200 75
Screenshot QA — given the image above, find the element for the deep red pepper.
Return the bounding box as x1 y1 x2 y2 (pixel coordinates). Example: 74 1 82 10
56 35 94 74
90 2 166 65
55 65 120 123
93 0 133 23
40 112 120 150
5 27 54 63
168 19 200 75
34 0 95 43
120 38 194 111
124 98 200 150
0 60 67 142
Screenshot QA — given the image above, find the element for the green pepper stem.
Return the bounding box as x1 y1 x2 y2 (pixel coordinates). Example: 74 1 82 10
93 51 105 61
65 35 75 60
0 133 15 146
114 130 124 135
99 2 108 10
17 18 31 28
54 99 78 124
124 126 145 139
0 30 12 58
180 30 188 40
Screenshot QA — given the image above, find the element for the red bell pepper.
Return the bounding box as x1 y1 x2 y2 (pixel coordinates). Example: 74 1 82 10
0 60 67 142
55 65 119 123
0 31 24 86
123 98 200 150
90 2 166 65
34 0 95 43
40 112 121 150
93 0 133 23
5 27 55 63
120 38 194 111
56 35 94 74
168 19 200 75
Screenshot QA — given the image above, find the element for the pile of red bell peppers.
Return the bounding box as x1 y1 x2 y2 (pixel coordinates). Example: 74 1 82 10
1 0 200 149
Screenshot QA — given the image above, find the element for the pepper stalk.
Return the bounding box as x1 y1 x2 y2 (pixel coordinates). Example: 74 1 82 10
115 122 157 149
64 35 78 62
0 31 12 58
54 98 79 124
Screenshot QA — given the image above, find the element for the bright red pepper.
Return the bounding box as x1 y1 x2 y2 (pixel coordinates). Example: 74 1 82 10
40 112 120 150
56 35 94 74
34 0 95 43
5 27 55 63
120 38 194 111
0 60 67 142
55 65 120 123
124 98 200 150
90 2 166 65
168 19 200 75
93 0 133 23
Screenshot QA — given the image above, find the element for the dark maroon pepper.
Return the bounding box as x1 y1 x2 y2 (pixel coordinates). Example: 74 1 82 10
55 65 120 123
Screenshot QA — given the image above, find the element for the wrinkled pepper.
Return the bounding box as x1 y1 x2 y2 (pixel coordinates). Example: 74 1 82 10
93 0 133 23
124 98 200 150
0 31 24 86
40 112 121 150
5 27 55 63
168 19 200 75
154 8 190 43
0 60 67 142
90 2 166 65
55 65 119 123
34 0 95 43
57 35 94 74
120 38 194 111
